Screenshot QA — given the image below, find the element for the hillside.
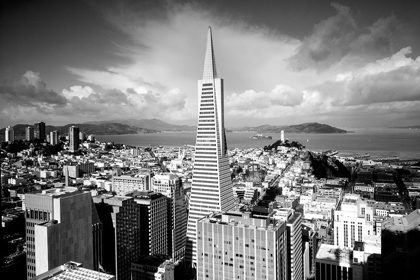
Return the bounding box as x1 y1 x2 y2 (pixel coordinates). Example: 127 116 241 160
85 118 196 131
0 123 159 136
231 122 347 133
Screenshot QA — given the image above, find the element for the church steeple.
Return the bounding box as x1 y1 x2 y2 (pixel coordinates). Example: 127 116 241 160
202 26 217 79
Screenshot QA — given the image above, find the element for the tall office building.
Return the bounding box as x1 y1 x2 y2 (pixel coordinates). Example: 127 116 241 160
5 125 14 142
49 130 59 145
69 126 79 152
127 190 168 257
382 209 420 280
152 173 188 262
274 208 303 280
25 187 94 279
196 211 288 280
34 122 46 140
26 126 34 141
186 27 234 265
93 194 141 280
334 194 377 249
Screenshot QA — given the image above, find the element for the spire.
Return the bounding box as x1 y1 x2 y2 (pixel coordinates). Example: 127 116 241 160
203 26 217 80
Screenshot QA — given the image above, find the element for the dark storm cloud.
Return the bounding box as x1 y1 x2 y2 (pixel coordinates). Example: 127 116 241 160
287 3 405 71
0 71 67 108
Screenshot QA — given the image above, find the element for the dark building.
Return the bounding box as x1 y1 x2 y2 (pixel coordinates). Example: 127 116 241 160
302 225 318 278
381 209 420 280
374 184 400 202
93 195 141 280
33 122 46 141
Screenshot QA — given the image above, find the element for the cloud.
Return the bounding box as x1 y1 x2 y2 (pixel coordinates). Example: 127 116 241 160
226 84 304 113
311 47 420 106
287 3 404 71
0 71 67 108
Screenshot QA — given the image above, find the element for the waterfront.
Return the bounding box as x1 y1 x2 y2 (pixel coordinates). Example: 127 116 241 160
96 128 420 160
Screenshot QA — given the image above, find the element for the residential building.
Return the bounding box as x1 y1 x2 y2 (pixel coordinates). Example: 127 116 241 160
5 125 14 142
69 126 79 152
196 211 288 280
34 122 46 140
186 26 235 266
26 126 34 141
49 130 59 145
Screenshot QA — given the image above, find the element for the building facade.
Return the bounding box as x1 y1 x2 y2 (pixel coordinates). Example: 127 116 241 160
49 130 59 145
112 173 150 195
186 26 235 265
196 211 288 280
334 194 376 249
26 126 34 141
5 125 14 142
34 122 46 140
128 191 168 256
93 194 141 280
25 187 94 279
69 126 79 152
152 173 188 262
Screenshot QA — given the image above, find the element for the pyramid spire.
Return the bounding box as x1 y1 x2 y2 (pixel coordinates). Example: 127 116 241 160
203 26 217 80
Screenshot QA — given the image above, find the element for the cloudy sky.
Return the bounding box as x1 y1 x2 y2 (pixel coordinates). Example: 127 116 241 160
1 0 419 128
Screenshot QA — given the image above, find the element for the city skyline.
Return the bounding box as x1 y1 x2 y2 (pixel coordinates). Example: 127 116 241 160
1 0 420 129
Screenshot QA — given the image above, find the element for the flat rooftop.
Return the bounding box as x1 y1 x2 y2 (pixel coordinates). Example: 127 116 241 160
382 209 420 232
32 262 114 280
316 244 353 265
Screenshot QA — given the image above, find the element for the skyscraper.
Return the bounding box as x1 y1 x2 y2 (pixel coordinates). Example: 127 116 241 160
50 130 59 145
5 126 14 142
196 211 288 280
152 173 188 263
25 187 94 279
26 126 34 141
185 27 234 265
34 122 46 140
69 126 79 152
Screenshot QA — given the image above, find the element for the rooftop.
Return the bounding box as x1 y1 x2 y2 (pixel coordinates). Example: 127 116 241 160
382 209 420 232
31 261 114 280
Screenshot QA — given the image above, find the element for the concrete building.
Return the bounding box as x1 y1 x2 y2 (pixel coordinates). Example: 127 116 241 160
5 125 14 142
152 173 188 262
93 194 141 280
128 190 168 256
25 187 94 279
49 130 59 145
131 255 174 280
79 131 86 141
315 244 363 280
34 122 46 140
30 261 115 280
382 209 420 280
274 208 303 280
26 126 34 141
112 173 150 195
186 26 235 266
69 126 80 152
334 194 376 248
196 211 288 280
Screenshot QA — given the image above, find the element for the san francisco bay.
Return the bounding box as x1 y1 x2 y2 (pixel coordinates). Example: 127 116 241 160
96 128 420 160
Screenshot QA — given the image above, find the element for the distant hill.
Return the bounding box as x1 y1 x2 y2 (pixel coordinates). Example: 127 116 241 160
0 123 159 136
231 122 347 133
390 125 420 129
85 118 196 131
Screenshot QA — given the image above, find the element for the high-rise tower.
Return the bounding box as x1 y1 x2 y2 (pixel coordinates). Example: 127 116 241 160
69 126 79 152
185 27 234 265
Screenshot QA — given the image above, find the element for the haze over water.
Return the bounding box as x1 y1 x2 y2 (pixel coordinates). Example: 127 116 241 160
96 128 420 160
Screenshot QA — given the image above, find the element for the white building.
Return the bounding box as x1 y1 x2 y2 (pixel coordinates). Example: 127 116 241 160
334 194 376 248
186 27 234 265
5 125 14 142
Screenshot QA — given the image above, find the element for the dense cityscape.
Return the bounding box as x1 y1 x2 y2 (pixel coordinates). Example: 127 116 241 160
1 26 420 280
